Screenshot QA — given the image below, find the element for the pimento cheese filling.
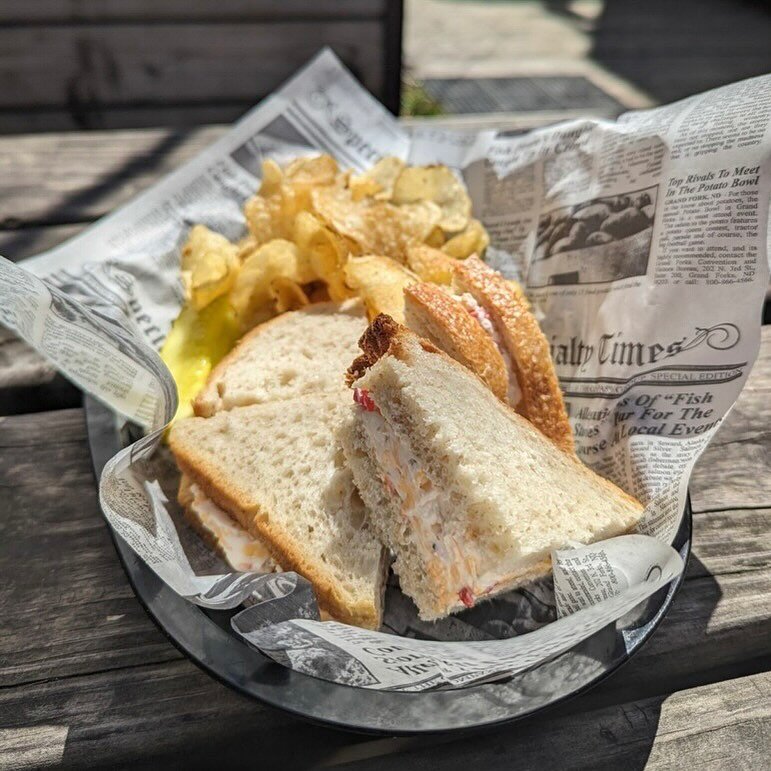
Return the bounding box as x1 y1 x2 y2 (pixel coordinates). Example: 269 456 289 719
188 483 278 573
459 293 522 408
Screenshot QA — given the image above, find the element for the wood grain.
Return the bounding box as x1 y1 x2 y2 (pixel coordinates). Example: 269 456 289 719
0 224 84 262
330 671 771 770
0 1 387 23
0 125 225 228
0 410 177 688
1 408 769 697
0 24 384 108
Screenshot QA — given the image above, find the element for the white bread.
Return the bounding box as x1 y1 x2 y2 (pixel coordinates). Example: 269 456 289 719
169 391 388 629
453 257 575 453
343 316 643 620
194 300 367 417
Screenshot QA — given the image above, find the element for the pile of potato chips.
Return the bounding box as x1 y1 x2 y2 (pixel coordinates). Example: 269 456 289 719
161 154 489 421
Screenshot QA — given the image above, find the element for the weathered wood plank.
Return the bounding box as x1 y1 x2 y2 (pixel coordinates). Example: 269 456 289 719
0 103 249 136
0 0 387 23
0 409 178 687
1 409 769 702
330 671 771 770
0 24 384 109
0 125 225 228
0 657 768 769
0 658 366 770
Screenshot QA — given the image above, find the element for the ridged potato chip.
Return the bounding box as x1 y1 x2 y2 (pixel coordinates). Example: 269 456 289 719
269 276 310 314
312 187 440 264
180 225 240 311
344 255 418 322
230 239 315 328
405 243 457 285
441 218 489 259
392 165 471 233
349 156 405 201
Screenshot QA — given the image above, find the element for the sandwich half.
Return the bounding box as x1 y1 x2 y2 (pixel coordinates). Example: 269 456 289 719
170 300 386 629
170 391 388 629
342 315 643 621
404 257 574 453
194 300 366 417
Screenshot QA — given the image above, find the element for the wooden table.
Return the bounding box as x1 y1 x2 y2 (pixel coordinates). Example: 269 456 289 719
1 126 770 770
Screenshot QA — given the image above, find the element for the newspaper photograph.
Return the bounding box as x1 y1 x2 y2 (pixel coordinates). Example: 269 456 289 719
0 49 768 692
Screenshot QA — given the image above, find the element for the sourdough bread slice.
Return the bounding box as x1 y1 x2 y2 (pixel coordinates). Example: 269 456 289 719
404 282 509 402
169 390 388 629
343 316 643 620
454 257 575 453
194 300 367 417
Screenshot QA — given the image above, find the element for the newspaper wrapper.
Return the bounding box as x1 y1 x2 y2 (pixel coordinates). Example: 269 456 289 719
1 50 768 691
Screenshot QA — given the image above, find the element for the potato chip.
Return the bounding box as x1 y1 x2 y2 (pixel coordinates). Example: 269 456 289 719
243 193 285 245
425 226 445 248
349 156 405 201
270 276 310 314
284 154 339 186
180 225 240 311
293 211 352 300
246 155 337 246
159 295 241 424
396 201 442 242
441 218 489 259
392 165 471 233
311 187 440 264
304 281 332 303
405 244 457 285
258 159 283 197
344 255 418 322
229 238 314 327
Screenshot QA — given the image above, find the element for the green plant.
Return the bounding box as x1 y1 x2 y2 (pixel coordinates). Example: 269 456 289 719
400 79 445 117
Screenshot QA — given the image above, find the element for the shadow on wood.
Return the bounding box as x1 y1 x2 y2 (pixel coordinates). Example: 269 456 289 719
592 0 771 103
0 1 403 133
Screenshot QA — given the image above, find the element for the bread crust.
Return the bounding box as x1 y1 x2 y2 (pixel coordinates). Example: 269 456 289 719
169 426 386 630
454 256 575 454
403 283 509 402
346 313 440 385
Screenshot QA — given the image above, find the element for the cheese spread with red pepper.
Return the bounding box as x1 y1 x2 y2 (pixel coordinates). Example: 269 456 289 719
459 293 522 408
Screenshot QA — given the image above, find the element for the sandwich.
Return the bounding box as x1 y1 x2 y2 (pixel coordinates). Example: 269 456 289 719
169 301 387 629
342 315 644 621
194 300 367 417
404 256 574 453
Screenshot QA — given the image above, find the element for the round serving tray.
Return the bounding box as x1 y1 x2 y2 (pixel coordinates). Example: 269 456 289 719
85 395 691 735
